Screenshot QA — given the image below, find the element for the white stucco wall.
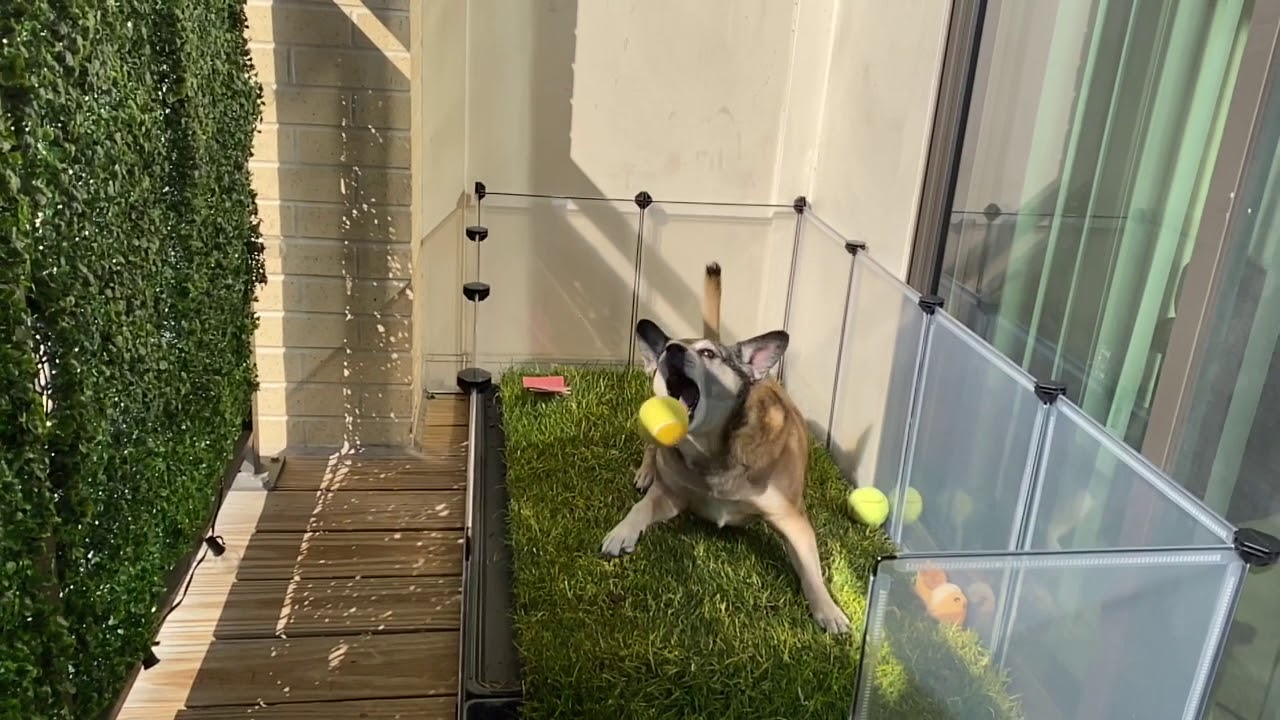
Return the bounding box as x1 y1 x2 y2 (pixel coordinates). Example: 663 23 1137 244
809 1 951 279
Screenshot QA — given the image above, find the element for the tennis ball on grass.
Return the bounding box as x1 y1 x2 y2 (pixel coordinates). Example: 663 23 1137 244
846 487 890 527
637 395 689 447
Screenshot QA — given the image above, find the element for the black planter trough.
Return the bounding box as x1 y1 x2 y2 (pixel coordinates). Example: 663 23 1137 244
457 369 523 718
462 698 522 720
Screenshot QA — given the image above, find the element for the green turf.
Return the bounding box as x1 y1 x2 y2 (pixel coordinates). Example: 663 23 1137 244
501 366 1023 719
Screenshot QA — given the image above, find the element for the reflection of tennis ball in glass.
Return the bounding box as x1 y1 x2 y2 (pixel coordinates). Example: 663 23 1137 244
903 487 923 524
637 396 689 447
846 487 890 527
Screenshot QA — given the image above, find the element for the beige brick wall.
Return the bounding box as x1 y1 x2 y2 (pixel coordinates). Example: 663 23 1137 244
247 0 415 455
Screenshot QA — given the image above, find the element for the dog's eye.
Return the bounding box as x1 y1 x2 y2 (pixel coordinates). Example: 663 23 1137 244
697 348 716 359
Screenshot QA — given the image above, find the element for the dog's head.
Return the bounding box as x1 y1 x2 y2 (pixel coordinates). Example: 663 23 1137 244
635 318 789 435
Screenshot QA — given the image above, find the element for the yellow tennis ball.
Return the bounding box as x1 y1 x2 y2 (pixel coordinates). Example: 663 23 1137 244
637 395 689 447
903 487 924 524
846 487 890 527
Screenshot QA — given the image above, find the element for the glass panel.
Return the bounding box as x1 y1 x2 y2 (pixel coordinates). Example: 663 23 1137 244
940 0 1255 448
1028 401 1232 551
1169 34 1280 717
828 255 924 501
474 195 640 373
898 313 1042 552
852 550 1245 720
781 213 853 439
940 212 1129 401
635 203 794 346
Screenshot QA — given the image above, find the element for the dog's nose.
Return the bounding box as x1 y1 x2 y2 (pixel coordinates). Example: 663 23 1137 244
661 344 687 373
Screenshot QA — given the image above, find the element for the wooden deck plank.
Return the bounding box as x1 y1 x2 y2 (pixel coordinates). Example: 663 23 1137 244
166 698 454 720
424 396 468 426
233 531 463 581
420 424 467 455
116 449 469 719
222 491 465 533
281 457 448 470
156 577 461 641
275 460 465 491
126 632 458 709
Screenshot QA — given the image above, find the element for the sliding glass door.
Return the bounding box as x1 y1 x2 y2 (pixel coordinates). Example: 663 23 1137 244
916 1 1280 717
936 0 1255 446
1152 21 1280 717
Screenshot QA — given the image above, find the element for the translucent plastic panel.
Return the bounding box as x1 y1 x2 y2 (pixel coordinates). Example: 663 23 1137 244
474 195 640 372
635 203 795 346
828 256 925 499
898 313 1042 552
1026 401 1234 551
780 214 853 438
852 551 1244 720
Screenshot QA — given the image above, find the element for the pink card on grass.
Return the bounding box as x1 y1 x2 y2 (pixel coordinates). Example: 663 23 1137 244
522 375 570 395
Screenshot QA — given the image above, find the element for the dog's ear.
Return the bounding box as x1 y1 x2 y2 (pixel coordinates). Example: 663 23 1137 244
635 319 670 372
734 330 789 381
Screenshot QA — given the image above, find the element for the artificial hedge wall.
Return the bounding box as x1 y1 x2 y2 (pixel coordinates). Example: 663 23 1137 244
1 1 264 717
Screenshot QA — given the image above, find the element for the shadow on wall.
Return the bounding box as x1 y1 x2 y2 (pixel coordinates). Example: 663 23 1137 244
259 0 412 453
470 0 785 372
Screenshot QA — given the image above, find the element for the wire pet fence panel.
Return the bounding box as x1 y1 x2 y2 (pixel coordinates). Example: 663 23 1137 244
1023 398 1236 553
635 202 795 346
466 194 795 375
459 186 1252 720
468 194 641 372
780 212 856 442
851 550 1246 720
894 312 1044 553
825 250 927 504
826 212 1249 720
824 243 1237 557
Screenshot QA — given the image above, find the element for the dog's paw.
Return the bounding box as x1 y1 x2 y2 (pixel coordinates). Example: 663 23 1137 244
812 602 852 635
633 466 655 493
600 522 641 558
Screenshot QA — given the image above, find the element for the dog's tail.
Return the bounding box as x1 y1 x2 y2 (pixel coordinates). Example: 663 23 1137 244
703 262 722 341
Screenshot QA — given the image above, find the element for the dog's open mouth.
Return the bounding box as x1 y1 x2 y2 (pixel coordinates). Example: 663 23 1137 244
664 368 700 420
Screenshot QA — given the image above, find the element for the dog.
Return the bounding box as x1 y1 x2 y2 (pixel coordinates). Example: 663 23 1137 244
600 261 851 634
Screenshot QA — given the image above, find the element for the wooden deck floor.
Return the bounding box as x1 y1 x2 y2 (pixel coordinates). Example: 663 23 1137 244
117 396 469 720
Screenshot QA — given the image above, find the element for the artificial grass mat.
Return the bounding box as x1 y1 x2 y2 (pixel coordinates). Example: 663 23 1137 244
500 367 1023 719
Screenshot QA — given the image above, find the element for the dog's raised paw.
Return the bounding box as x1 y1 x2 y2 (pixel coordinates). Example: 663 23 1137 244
633 467 655 493
813 604 852 635
600 523 641 558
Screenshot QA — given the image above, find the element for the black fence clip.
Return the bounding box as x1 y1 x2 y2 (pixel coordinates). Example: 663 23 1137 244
1235 527 1280 568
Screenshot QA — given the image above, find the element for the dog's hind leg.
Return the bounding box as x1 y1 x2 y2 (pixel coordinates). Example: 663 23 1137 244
601 481 683 557
766 506 851 634
634 445 657 493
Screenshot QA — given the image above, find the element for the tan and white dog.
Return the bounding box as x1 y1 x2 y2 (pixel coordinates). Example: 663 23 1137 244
600 262 850 634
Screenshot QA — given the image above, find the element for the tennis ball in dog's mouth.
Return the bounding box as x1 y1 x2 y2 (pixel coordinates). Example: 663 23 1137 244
637 395 689 447
903 487 924 524
846 486 890 527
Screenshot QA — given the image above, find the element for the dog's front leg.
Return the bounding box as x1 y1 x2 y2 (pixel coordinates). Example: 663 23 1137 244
766 508 851 634
601 481 682 557
634 445 657 493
